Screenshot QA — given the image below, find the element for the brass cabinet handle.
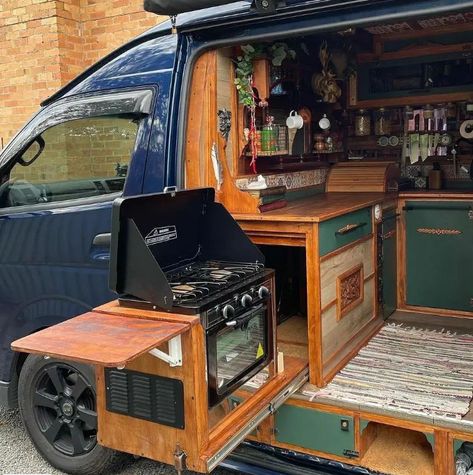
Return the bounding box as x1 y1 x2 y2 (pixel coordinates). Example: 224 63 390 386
417 228 462 236
335 222 367 235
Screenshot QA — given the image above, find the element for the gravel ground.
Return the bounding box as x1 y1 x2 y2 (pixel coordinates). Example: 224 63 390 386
0 407 234 475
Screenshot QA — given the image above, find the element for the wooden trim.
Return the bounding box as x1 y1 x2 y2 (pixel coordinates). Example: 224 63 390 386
336 264 364 321
308 223 323 387
321 299 337 314
349 91 473 109
434 430 450 475
364 272 375 282
399 304 473 319
319 233 373 262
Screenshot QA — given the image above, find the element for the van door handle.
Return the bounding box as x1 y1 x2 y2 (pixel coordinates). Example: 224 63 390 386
90 233 111 261
92 233 111 247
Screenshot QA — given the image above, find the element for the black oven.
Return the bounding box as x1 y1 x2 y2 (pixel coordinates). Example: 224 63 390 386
206 277 274 407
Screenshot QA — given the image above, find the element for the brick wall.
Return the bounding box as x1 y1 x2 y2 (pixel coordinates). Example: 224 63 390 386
0 0 164 149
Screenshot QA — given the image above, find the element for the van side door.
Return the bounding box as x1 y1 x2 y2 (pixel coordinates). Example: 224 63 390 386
0 89 155 387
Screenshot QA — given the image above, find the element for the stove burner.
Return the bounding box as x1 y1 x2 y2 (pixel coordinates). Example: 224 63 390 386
166 261 264 305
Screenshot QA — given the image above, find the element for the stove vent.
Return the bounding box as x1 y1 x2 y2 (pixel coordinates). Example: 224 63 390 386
105 368 185 429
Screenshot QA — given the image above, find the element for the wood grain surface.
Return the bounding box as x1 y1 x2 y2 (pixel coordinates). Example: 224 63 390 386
11 312 189 367
234 192 393 223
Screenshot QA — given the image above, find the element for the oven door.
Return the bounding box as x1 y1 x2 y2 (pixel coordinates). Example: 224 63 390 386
207 303 273 407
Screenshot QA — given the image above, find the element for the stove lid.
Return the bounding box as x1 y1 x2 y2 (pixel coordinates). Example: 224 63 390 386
109 188 264 309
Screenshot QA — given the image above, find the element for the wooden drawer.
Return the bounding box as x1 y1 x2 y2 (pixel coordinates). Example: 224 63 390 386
319 207 372 256
274 404 355 457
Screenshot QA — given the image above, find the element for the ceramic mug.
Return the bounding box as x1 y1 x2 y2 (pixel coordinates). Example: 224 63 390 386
286 110 304 129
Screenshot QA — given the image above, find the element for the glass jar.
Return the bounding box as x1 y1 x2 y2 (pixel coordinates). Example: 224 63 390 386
355 109 371 136
374 108 391 136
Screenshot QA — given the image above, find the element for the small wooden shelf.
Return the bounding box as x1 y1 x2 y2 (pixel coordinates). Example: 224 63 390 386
12 312 191 367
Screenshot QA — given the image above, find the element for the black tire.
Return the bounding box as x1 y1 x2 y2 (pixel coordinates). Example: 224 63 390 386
18 354 123 475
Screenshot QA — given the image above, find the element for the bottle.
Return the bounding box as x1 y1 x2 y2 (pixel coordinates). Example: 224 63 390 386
261 115 277 152
375 108 391 136
428 162 442 190
355 109 371 136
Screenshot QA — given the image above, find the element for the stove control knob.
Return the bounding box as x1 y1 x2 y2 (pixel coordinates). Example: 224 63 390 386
241 293 253 308
222 304 235 320
258 286 270 300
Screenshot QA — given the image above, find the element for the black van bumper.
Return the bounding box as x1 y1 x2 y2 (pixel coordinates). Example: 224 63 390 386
222 442 373 475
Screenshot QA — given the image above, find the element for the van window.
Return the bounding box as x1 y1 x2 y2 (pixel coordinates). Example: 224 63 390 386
0 115 139 208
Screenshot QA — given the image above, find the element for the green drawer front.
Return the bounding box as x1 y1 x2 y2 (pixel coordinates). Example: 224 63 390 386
405 201 473 312
319 207 372 256
275 405 355 457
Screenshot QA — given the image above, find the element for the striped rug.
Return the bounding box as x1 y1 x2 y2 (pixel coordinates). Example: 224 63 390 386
310 324 473 420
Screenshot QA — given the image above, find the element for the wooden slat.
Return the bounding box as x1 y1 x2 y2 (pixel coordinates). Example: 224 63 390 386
326 162 400 193
12 312 189 367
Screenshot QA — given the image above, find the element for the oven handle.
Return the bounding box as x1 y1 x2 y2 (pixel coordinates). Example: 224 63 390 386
225 304 265 327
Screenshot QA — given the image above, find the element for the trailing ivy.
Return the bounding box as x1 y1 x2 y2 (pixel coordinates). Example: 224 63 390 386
234 43 296 107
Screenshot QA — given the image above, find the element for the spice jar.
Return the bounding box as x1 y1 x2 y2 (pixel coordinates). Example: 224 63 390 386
261 116 277 152
374 108 391 136
355 109 371 136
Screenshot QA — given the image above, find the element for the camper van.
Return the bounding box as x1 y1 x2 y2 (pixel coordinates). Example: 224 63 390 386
1 1 473 474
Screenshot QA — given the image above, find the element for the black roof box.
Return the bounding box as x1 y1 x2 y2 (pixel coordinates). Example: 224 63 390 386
144 0 238 15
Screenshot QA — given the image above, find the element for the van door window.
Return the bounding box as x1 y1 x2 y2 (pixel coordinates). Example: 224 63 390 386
0 115 139 208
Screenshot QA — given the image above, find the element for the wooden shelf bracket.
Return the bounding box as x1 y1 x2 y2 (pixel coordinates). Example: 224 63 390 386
149 335 183 367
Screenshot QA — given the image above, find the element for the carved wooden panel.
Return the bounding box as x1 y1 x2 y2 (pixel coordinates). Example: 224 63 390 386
336 264 364 321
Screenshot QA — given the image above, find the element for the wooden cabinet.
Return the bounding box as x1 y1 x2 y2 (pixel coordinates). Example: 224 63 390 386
405 201 473 313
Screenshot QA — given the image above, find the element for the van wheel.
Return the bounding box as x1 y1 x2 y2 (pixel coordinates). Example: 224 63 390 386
18 355 121 474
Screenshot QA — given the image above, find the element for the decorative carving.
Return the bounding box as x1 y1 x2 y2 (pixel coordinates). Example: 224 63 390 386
417 228 462 236
217 109 232 143
337 264 364 321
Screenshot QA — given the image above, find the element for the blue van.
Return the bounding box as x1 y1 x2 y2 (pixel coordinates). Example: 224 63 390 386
1 1 473 474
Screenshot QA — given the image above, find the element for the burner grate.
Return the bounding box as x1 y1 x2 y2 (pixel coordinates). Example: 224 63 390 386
166 261 264 305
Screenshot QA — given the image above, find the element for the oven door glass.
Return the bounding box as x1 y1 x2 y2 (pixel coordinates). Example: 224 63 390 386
214 306 269 397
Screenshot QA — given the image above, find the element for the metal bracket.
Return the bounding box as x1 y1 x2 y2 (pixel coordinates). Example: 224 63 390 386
149 335 182 367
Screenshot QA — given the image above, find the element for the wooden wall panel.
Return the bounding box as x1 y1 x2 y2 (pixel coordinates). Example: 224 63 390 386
322 279 375 363
320 239 374 309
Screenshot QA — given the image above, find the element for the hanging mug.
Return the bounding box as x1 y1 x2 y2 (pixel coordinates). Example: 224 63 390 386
286 110 304 130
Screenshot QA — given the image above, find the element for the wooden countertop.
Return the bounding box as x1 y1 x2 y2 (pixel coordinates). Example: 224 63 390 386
399 190 473 199
233 192 394 223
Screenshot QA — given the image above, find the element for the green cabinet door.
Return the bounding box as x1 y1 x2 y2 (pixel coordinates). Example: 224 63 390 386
405 201 473 312
275 404 355 457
